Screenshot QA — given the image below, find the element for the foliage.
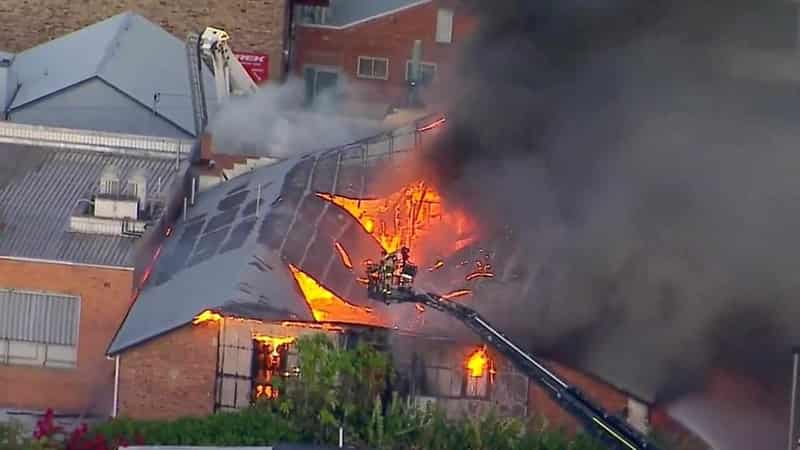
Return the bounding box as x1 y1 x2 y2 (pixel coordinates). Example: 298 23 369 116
15 335 688 450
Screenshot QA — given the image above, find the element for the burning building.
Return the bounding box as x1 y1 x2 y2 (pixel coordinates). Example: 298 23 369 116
104 114 702 446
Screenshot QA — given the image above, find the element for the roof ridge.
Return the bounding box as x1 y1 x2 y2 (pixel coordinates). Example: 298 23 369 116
95 11 133 75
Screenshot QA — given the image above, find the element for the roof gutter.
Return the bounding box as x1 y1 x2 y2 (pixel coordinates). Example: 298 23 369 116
298 0 432 30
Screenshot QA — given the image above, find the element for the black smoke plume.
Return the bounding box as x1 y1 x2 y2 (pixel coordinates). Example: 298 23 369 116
427 1 800 446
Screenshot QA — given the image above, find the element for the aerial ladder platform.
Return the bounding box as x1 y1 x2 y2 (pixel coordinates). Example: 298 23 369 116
365 249 659 450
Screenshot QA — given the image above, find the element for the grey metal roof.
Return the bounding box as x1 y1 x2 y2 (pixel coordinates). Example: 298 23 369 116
313 0 431 28
0 125 185 268
107 117 443 355
8 12 216 136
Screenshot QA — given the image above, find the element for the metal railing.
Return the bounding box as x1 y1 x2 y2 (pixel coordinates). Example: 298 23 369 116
0 121 194 158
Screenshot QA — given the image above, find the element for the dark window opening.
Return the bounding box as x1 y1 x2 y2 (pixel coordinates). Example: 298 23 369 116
251 339 296 402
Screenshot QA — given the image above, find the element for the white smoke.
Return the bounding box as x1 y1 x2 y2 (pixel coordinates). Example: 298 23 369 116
206 77 390 158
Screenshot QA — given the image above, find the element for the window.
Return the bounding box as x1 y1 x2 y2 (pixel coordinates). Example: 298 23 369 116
304 66 341 106
405 61 438 86
252 338 297 402
436 9 454 44
462 347 493 398
0 289 80 369
295 4 329 25
357 57 389 80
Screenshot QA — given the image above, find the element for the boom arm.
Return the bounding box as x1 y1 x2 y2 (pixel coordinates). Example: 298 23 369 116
365 254 658 450
199 27 258 101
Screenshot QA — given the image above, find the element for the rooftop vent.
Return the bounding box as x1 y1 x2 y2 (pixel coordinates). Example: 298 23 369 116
99 164 121 196
128 168 148 212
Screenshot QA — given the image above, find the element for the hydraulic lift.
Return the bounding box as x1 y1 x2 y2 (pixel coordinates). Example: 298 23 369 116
365 249 659 450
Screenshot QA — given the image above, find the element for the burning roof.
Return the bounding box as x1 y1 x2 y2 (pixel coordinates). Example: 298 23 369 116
108 115 450 355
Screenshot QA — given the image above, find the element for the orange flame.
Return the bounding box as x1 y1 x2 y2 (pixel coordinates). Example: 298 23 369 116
288 264 381 326
466 272 495 281
442 289 472 300
255 384 279 400
192 309 223 325
316 181 473 256
280 321 344 332
253 334 296 349
428 260 445 271
334 241 354 269
466 346 491 378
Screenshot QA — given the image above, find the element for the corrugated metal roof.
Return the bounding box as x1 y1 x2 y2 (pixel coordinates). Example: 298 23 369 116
8 12 216 136
107 117 443 355
0 125 184 268
305 0 431 28
0 289 80 346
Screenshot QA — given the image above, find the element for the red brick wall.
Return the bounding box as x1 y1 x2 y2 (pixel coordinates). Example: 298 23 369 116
527 360 629 433
0 259 134 415
293 0 478 105
117 323 219 420
0 0 288 81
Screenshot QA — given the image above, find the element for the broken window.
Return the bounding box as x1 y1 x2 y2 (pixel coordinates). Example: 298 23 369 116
251 338 298 402
462 347 493 399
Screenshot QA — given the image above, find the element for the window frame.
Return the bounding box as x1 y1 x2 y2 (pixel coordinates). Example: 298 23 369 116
405 60 438 85
356 56 390 80
435 8 455 44
0 289 81 369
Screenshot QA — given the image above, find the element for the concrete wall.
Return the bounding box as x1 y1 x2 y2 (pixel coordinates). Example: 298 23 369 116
0 0 288 82
293 0 478 106
0 259 134 416
117 323 218 420
9 79 191 139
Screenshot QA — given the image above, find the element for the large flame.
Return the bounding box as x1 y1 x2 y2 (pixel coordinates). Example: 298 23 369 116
316 181 474 256
288 264 382 326
253 334 296 351
466 346 491 378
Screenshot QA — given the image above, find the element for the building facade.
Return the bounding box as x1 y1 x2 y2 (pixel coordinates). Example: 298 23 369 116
0 121 191 419
291 0 478 109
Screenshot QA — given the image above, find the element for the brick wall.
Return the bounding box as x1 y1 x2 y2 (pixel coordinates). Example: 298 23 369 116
117 322 218 420
0 259 134 416
293 0 478 105
0 0 288 81
527 360 630 433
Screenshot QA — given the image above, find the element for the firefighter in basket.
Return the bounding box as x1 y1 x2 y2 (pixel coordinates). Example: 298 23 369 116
366 247 418 303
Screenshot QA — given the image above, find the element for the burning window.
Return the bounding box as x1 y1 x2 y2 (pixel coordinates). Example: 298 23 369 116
252 336 297 402
463 346 494 398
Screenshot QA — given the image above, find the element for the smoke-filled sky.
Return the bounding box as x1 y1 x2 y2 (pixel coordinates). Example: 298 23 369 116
425 1 800 448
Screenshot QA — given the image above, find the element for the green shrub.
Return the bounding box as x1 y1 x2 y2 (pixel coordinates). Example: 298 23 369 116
70 334 671 450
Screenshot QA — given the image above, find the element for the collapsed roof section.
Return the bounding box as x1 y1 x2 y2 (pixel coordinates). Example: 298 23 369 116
107 114 447 355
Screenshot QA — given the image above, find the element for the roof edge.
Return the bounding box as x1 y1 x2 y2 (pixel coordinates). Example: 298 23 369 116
94 75 196 136
0 120 194 158
107 319 195 356
299 0 432 30
0 255 135 271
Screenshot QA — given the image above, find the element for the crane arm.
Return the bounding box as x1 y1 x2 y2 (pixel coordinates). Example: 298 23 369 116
199 27 258 101
364 253 659 450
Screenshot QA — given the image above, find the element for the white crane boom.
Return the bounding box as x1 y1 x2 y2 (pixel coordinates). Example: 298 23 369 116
199 27 258 101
